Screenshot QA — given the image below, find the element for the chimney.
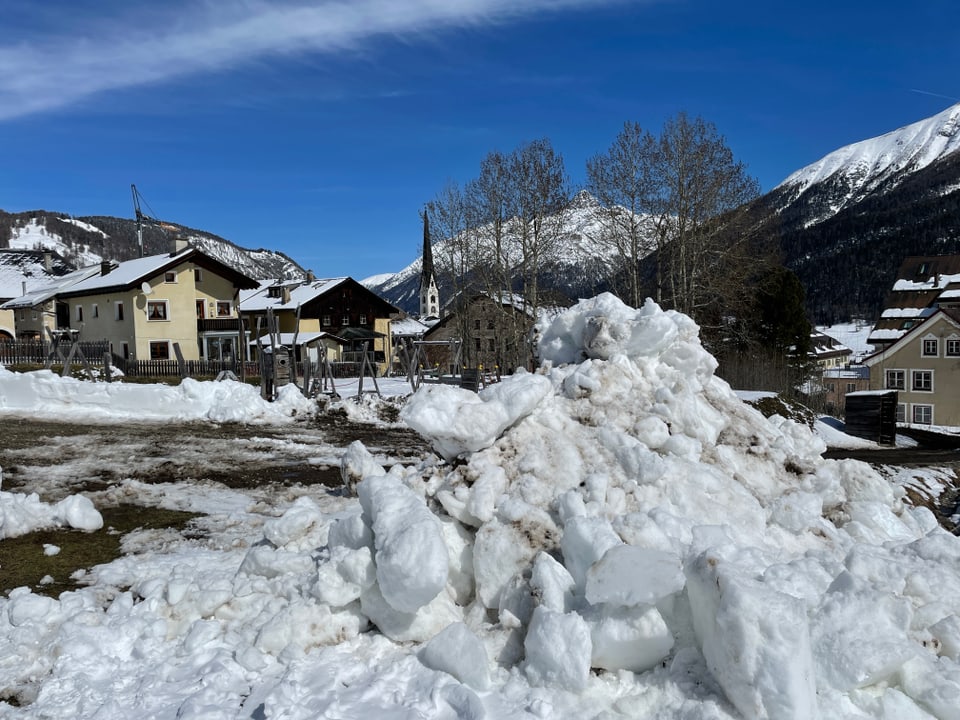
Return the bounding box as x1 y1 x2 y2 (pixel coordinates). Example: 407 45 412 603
21 280 27 295
43 251 52 272
100 260 112 276
171 236 191 255
282 286 291 304
305 270 316 283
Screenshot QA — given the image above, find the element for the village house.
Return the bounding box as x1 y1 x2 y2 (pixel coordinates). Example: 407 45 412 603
239 275 400 376
0 249 75 340
810 329 853 370
821 366 871 416
863 307 960 427
1 244 258 362
423 291 571 373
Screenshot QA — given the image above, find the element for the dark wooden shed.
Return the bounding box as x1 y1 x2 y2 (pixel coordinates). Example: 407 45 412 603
844 390 898 445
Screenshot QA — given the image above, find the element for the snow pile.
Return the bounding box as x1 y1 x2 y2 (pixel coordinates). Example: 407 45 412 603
3 292 960 718
0 366 313 422
0 490 102 539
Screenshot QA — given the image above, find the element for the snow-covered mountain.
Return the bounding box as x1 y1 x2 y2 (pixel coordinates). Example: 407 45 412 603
751 101 960 322
364 190 632 314
0 210 304 281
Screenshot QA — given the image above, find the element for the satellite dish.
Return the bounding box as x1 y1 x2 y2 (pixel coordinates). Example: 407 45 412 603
141 282 153 295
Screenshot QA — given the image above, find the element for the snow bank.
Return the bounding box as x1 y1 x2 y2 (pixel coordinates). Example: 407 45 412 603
0 366 314 423
4 292 960 719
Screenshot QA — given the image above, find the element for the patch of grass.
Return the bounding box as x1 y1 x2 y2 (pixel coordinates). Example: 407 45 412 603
0 505 201 598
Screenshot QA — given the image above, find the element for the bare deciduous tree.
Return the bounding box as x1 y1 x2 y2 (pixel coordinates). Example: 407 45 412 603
586 121 657 308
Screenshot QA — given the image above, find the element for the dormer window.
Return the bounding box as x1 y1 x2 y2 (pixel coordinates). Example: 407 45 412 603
268 286 284 298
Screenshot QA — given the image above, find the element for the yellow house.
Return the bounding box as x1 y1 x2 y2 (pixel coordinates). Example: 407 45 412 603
3 247 258 362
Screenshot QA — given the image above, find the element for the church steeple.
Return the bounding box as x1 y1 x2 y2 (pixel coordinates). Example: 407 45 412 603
419 209 440 318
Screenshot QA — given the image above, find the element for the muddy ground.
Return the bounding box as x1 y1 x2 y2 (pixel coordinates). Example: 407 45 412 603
0 411 430 499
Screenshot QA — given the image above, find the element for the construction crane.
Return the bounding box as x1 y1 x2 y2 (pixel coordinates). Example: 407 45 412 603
131 184 179 258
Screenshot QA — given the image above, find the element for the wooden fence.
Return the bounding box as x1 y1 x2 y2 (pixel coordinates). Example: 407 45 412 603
0 339 110 365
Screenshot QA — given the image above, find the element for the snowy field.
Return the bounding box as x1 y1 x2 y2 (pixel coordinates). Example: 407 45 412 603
2 294 960 719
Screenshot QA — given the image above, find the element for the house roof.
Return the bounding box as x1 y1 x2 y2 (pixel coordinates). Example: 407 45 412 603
869 255 960 346
810 330 852 359
0 249 75 301
239 277 349 311
1 247 258 309
249 331 345 347
864 307 960 366
391 316 431 337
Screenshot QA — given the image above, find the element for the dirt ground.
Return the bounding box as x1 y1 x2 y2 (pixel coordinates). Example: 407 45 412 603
0 412 430 498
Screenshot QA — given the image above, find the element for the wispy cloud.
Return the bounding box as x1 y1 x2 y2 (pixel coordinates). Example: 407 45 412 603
0 0 629 121
909 88 960 103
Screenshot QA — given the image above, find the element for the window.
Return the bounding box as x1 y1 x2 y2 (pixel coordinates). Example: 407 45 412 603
19 310 24 321
31 311 37 321
196 300 205 319
912 370 933 392
885 370 905 390
913 404 933 425
948 338 960 356
474 319 481 329
322 315 331 327
487 319 495 330
826 382 835 392
149 341 170 360
120 342 129 360
194 268 203 282
147 300 169 321
488 338 495 351
216 301 231 317
922 338 938 357
92 304 99 318
846 383 857 393
896 403 906 423
359 314 367 325
342 315 350 326
475 338 481 351
76 305 83 322
115 302 124 321
164 271 177 283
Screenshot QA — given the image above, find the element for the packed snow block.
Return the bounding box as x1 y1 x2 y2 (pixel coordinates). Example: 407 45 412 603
326 511 373 551
581 603 674 673
359 582 462 643
419 621 491 690
585 545 685 607
931 615 960 661
810 577 916 691
357 474 448 613
313 545 375 607
685 552 819 720
530 552 576 613
560 516 622 590
899 655 960 720
262 495 326 551
473 519 540 609
400 373 553 462
524 607 592 691
341 440 386 493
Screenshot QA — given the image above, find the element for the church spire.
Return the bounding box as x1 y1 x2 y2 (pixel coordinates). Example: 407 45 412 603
419 209 440 318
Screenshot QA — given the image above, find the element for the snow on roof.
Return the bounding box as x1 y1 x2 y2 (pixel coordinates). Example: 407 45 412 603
0 264 102 309
880 307 936 318
893 272 960 291
239 277 349 311
390 316 431 336
0 250 70 299
249 331 344 347
61 249 194 295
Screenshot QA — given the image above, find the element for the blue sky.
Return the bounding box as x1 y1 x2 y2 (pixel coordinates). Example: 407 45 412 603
1 0 958 279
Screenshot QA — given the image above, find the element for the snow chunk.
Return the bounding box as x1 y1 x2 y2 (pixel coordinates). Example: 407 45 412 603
585 545 685 607
686 552 819 720
401 372 553 462
358 473 448 613
420 622 491 690
524 607 592 691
